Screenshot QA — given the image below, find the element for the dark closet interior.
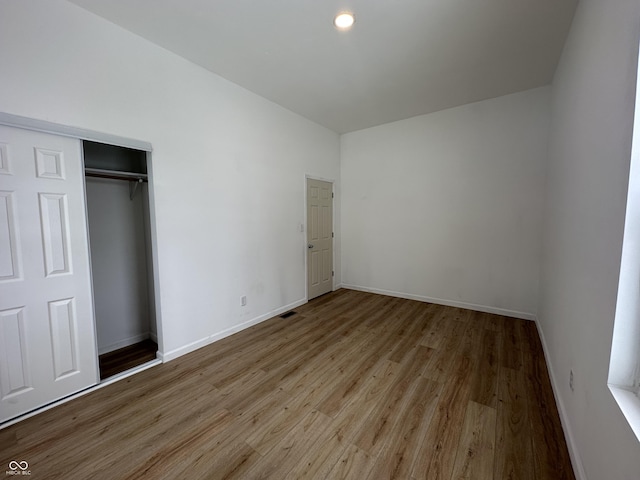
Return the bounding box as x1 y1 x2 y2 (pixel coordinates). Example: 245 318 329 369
83 141 158 379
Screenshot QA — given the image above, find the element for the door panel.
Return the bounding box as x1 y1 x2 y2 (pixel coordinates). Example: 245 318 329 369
0 307 31 399
39 193 72 276
48 298 80 380
307 179 333 300
0 125 98 423
0 191 20 280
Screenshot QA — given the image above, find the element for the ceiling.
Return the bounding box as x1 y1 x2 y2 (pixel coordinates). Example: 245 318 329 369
67 0 578 134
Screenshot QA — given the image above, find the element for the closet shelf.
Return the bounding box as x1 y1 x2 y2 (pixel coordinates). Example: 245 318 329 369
85 167 148 182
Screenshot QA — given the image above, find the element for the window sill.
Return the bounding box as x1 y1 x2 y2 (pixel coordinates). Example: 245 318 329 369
609 384 640 441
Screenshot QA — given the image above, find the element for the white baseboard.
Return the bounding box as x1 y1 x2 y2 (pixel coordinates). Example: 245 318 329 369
534 319 587 480
3 299 311 427
340 284 536 320
98 332 151 355
339 284 583 477
159 298 308 362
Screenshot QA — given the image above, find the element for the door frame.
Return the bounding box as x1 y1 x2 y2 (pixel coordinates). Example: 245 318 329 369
304 174 336 301
0 112 165 362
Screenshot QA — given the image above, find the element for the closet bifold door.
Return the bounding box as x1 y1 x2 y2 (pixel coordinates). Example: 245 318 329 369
0 124 99 424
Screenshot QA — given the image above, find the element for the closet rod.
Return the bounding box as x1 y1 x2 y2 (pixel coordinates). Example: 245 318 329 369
85 167 148 182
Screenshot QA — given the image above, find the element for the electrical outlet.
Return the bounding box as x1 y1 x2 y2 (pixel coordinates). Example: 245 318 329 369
569 369 574 391
241 295 247 307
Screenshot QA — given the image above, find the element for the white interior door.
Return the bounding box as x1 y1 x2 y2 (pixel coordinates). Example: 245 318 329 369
307 178 333 300
0 124 98 423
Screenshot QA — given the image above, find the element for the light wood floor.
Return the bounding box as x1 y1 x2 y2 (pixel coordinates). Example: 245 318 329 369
0 289 575 479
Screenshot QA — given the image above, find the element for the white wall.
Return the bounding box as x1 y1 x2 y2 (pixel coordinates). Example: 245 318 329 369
6 1 640 475
341 87 549 318
0 0 341 360
538 0 640 478
86 178 151 354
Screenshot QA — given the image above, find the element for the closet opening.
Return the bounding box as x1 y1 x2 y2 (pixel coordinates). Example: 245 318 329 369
82 141 158 380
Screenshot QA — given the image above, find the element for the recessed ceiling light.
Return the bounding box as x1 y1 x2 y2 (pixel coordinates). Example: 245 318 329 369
334 12 355 30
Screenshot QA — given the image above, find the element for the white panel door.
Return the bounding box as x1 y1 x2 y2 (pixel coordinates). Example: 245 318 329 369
307 179 333 300
0 125 98 423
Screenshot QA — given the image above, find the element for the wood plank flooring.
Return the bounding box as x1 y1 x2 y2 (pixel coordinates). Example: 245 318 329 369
0 289 575 479
99 339 158 380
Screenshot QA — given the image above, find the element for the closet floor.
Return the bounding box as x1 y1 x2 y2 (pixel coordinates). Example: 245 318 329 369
99 339 158 380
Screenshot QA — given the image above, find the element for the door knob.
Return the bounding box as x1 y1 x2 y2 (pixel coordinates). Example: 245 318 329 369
308 243 314 249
